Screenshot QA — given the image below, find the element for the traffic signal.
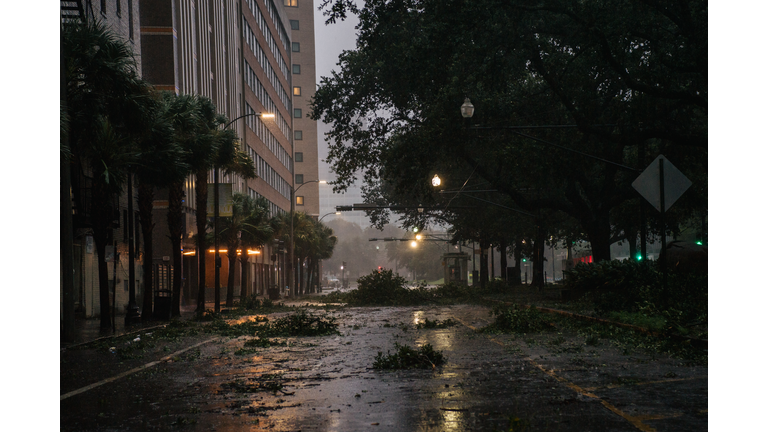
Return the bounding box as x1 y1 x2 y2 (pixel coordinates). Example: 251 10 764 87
378 266 382 272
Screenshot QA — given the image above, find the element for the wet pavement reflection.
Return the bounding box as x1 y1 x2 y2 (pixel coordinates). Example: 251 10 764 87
61 304 707 431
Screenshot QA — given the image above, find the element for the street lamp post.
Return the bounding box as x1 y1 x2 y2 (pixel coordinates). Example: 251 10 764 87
289 179 327 297
212 112 274 312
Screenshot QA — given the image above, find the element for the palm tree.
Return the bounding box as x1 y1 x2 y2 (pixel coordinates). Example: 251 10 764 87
160 93 202 317
191 97 257 313
63 19 151 329
238 196 274 297
215 193 274 306
134 92 189 319
307 221 337 293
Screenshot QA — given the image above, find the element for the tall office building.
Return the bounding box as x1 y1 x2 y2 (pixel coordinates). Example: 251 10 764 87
139 0 315 301
283 0 319 217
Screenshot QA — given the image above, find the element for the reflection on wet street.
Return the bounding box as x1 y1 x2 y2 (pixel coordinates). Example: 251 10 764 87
61 304 707 431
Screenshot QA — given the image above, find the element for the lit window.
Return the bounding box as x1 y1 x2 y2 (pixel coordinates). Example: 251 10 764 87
293 86 301 96
296 196 304 205
292 64 301 74
295 152 303 162
295 174 304 184
284 0 298 7
294 108 302 118
294 130 303 140
292 42 300 52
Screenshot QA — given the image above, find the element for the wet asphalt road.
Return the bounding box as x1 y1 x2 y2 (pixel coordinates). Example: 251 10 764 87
60 304 707 431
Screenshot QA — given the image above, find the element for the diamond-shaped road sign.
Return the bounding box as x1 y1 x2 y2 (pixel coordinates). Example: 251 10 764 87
632 155 692 213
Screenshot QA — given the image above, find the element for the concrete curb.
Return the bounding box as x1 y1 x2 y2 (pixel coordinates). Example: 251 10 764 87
60 322 171 352
485 298 708 350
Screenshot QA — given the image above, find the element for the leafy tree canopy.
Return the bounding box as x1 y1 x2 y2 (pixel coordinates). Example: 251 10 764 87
313 0 707 260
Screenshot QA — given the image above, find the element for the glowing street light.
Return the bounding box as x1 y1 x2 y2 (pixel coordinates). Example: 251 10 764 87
410 241 418 248
431 174 441 187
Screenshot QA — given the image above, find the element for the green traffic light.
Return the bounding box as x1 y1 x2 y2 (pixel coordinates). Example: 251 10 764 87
696 241 703 245
636 254 642 261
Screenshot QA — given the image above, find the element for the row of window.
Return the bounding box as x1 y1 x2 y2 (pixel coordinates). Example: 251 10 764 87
262 0 291 53
244 61 291 140
242 17 291 113
248 187 286 217
244 0 290 80
245 103 292 172
250 149 291 201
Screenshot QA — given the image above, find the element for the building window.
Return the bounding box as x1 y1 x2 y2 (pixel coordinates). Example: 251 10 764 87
295 174 304 184
296 196 304 206
295 152 303 162
284 0 298 7
293 86 301 96
116 0 121 16
294 130 303 140
128 0 134 40
292 64 301 74
290 20 299 30
292 42 300 52
294 108 302 118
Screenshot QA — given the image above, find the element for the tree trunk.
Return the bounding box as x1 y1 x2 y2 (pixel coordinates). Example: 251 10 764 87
195 170 209 312
499 239 508 282
532 225 545 287
240 255 249 298
226 246 237 308
92 184 113 329
627 231 638 262
512 240 522 285
298 257 304 295
168 180 184 317
479 240 489 288
61 38 76 342
138 182 155 319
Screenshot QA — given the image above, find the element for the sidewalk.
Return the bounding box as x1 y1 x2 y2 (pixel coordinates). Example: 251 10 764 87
60 291 335 350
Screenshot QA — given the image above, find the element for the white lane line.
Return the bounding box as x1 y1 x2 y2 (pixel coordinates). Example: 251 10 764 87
61 338 218 401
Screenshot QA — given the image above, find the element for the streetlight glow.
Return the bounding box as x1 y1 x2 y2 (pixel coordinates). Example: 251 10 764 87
410 241 418 248
460 98 474 118
431 174 441 187
416 234 423 240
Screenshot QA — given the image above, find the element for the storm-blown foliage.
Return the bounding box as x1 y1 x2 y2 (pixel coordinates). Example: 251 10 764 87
313 0 707 263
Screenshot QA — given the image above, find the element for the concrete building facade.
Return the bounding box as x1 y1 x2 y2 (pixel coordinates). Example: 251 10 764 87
283 0 320 217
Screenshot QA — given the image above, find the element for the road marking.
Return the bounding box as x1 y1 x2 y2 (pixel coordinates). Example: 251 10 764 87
452 315 658 432
582 376 708 392
60 338 217 401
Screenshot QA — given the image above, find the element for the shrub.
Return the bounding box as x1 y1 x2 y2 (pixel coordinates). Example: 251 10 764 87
340 270 419 306
563 260 707 331
373 343 445 369
484 304 550 333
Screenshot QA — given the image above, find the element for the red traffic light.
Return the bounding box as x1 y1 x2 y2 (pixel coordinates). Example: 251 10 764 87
377 266 382 272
